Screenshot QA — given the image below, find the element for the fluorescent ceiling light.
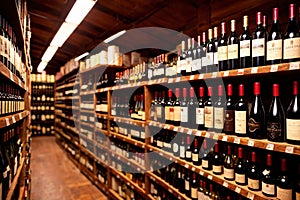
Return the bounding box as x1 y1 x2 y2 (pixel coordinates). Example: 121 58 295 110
104 30 126 43
50 22 78 47
75 52 89 61
41 46 59 61
37 61 48 72
66 0 96 24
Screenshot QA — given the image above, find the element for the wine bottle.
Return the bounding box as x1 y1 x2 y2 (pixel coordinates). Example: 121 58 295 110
192 137 200 166
191 38 198 75
186 38 192 76
212 142 223 175
201 32 207 74
286 81 300 145
185 170 191 197
159 91 165 123
277 158 292 200
185 135 192 163
228 20 239 69
252 12 267 67
235 147 247 186
224 84 235 135
283 4 300 62
247 151 261 191
196 87 205 130
224 145 235 181
262 154 276 197
213 26 219 72
181 41 187 76
240 15 252 68
218 22 228 71
196 35 202 74
151 92 158 121
207 29 215 73
165 89 173 124
267 7 282 65
180 88 188 127
214 85 224 133
235 84 248 136
202 139 212 170
248 82 265 139
173 88 181 126
198 180 205 200
188 87 196 128
267 84 285 142
204 86 214 130
191 172 198 200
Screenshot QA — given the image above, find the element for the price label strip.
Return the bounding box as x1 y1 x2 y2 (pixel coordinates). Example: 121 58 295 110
289 62 299 70
234 137 240 144
223 71 229 77
5 118 10 126
237 69 244 75
222 136 228 142
12 116 16 124
190 75 195 80
251 67 258 74
285 146 294 154
248 140 255 147
212 72 217 78
266 143 274 151
270 65 278 72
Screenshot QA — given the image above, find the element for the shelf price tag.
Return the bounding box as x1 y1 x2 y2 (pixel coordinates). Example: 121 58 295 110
223 182 228 188
213 133 219 140
196 131 201 136
191 167 195 171
207 175 213 180
190 75 195 80
234 138 240 144
19 113 22 120
5 118 10 126
173 127 179 132
222 136 228 142
184 164 189 169
168 78 174 83
235 187 241 194
168 189 173 194
285 146 294 154
266 143 274 151
212 72 217 78
237 69 244 75
199 171 204 176
176 77 181 82
223 71 229 77
205 132 210 138
187 130 192 135
180 127 185 133
199 74 204 79
12 116 16 124
247 192 255 200
289 62 299 70
270 65 278 72
248 140 255 147
9 71 13 81
251 67 258 74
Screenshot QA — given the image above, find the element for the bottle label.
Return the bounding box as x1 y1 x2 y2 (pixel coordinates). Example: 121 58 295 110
202 160 209 168
267 39 283 61
173 107 181 121
262 182 275 195
164 142 171 149
224 168 234 179
181 106 188 123
165 106 170 120
252 38 265 57
180 146 186 158
267 122 282 140
192 153 199 162
191 187 198 198
157 140 163 148
248 118 261 132
169 107 175 121
284 38 300 59
228 44 239 59
213 165 223 173
196 58 202 71
156 107 162 119
277 187 292 200
235 173 246 184
224 110 234 132
166 67 176 77
173 143 179 153
213 52 218 65
248 178 260 190
192 59 198 72
286 118 300 141
196 108 205 125
198 191 204 200
186 151 192 159
218 46 228 61
185 180 190 190
240 40 251 57
206 52 214 65
214 107 224 129
204 106 214 128
186 57 192 73
235 111 247 134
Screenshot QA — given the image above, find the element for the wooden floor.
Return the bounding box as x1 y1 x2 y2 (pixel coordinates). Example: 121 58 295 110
31 136 108 200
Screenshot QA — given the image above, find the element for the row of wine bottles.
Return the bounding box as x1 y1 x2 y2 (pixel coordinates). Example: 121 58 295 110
0 123 23 200
31 85 54 102
0 82 24 117
150 81 300 144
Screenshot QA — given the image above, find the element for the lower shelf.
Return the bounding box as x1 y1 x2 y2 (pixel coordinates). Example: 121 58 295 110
6 157 25 200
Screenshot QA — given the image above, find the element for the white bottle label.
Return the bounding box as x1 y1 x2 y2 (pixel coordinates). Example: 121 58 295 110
213 52 218 65
191 187 198 198
186 57 192 73
202 160 209 168
186 151 192 159
214 107 224 129
228 44 239 59
169 106 175 121
192 153 198 162
224 168 234 179
173 143 179 153
180 146 186 158
248 178 260 190
286 118 300 141
235 111 247 134
185 180 190 190
213 165 223 173
165 106 170 120
196 108 204 125
240 40 251 57
277 187 292 200
218 46 228 61
262 181 275 195
283 38 300 59
235 173 246 184
181 107 188 122
157 140 163 148
198 191 204 200
267 39 283 61
156 107 162 119
206 52 214 65
204 106 214 128
252 38 265 57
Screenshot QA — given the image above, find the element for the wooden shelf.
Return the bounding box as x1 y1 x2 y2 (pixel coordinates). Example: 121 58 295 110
81 121 95 129
148 121 300 156
6 158 25 200
0 110 30 129
55 104 75 110
55 128 72 141
109 189 123 200
109 131 145 149
146 172 190 200
110 116 147 127
55 113 76 122
56 67 79 82
0 62 27 91
81 110 95 115
81 91 95 96
18 186 25 200
56 82 76 91
110 150 146 173
80 64 124 75
56 96 79 100
146 144 273 200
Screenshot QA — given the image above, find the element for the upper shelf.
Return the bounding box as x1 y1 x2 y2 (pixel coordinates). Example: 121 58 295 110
0 110 30 129
56 67 79 83
80 64 125 75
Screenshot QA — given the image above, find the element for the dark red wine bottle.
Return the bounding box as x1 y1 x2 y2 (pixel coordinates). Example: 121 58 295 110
207 29 216 73
252 12 267 67
218 22 228 71
283 4 300 62
181 88 188 127
224 84 235 135
201 32 207 74
224 145 234 181
214 85 224 133
204 87 214 130
192 137 200 166
202 139 212 170
235 84 248 137
247 151 261 191
191 172 198 200
267 84 285 142
212 142 223 175
277 158 293 200
188 87 197 128
228 20 239 69
262 154 276 197
235 147 247 186
267 8 282 65
196 87 205 130
248 82 265 139
286 81 300 145
173 88 181 126
240 15 252 68
165 89 173 124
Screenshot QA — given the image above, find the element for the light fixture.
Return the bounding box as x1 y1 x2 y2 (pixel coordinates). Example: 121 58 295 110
41 46 59 61
50 22 78 47
37 61 48 73
75 52 89 61
66 0 97 24
103 30 126 43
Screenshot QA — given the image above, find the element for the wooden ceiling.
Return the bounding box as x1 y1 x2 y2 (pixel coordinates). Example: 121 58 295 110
28 0 296 74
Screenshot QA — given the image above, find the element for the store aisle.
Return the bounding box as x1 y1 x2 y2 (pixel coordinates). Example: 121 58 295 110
31 136 108 200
